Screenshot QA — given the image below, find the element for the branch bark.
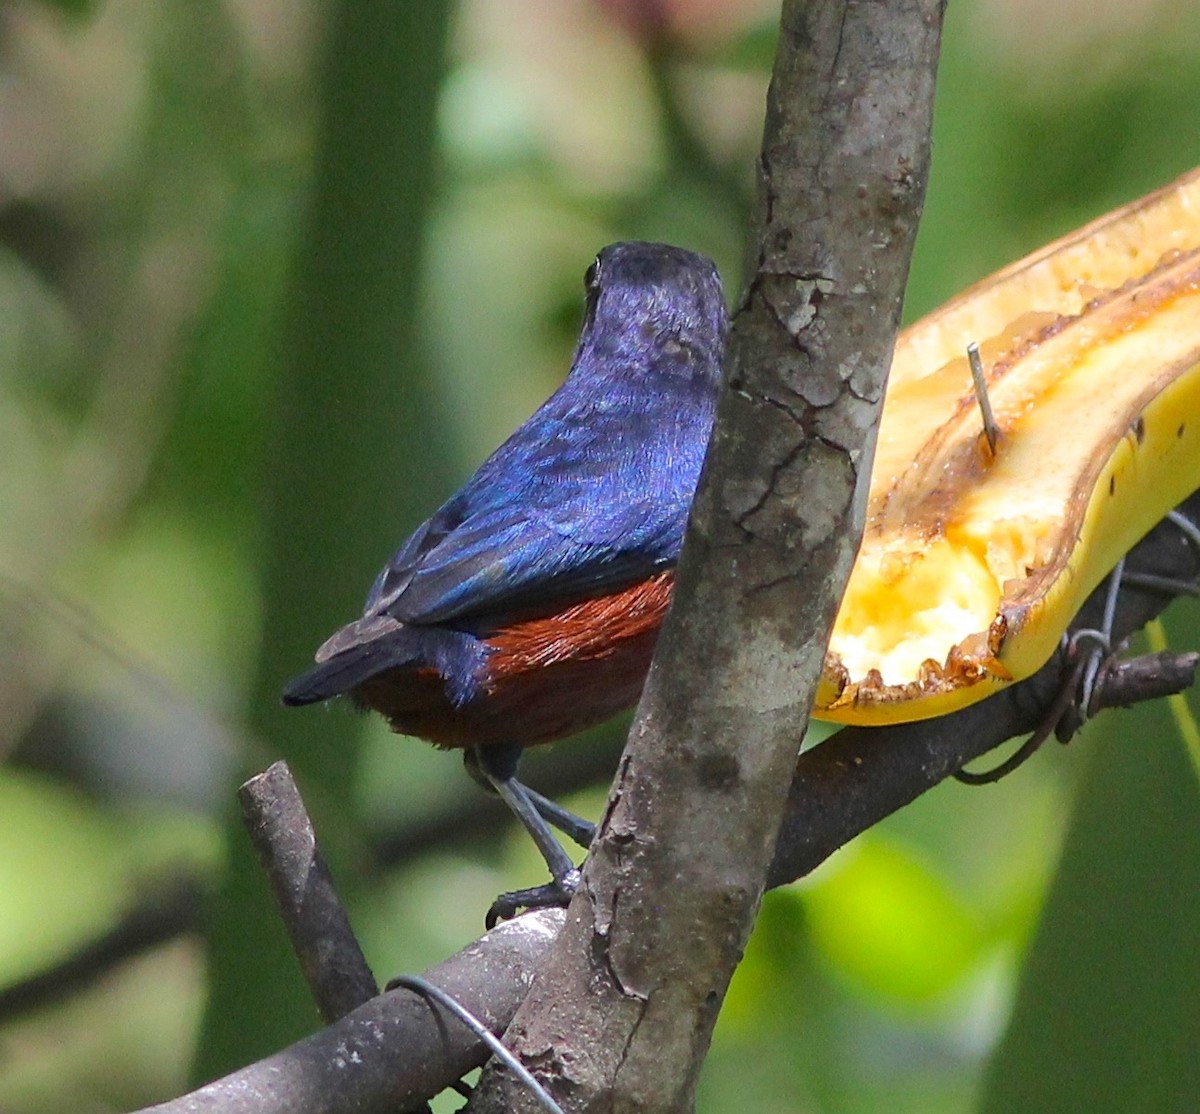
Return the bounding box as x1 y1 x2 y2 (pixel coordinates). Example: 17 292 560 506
127 489 1199 1114
469 2 943 1110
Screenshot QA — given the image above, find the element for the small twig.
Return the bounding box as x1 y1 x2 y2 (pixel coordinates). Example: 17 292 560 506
239 760 377 1022
955 645 1199 784
1091 649 1200 708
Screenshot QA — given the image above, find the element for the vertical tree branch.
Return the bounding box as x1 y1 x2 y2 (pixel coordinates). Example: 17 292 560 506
470 2 944 1110
239 761 378 1023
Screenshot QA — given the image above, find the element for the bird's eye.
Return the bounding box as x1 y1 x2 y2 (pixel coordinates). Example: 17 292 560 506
584 256 601 291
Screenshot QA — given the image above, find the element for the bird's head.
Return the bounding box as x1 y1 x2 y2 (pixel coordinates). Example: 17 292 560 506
575 241 728 390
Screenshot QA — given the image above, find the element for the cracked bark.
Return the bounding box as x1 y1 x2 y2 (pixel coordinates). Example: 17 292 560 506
467 3 945 1111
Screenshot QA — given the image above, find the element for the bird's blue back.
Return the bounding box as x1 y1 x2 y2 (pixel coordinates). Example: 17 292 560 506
363 241 728 633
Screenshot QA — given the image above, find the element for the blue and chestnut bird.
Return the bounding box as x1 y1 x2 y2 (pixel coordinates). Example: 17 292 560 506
284 242 727 922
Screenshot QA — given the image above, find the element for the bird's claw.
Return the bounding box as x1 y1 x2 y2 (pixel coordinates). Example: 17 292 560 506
486 867 582 929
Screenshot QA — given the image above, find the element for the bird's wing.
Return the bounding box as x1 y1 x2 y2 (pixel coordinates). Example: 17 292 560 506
364 401 704 628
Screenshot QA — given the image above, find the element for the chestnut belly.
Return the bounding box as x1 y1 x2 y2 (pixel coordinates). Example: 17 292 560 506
354 572 674 749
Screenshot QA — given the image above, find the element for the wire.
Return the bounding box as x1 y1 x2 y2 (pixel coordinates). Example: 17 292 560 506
386 974 566 1114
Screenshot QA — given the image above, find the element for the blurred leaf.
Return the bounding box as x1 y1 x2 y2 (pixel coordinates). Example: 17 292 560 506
0 766 214 988
804 836 986 1006
977 702 1200 1113
713 19 780 72
0 768 128 986
708 885 982 1114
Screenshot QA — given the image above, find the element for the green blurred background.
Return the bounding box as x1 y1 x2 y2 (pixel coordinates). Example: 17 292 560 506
0 0 1197 1110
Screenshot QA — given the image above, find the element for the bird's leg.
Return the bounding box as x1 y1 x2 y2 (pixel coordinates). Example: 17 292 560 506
519 785 596 849
465 744 586 926
462 746 595 848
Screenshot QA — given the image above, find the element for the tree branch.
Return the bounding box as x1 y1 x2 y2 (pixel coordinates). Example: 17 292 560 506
136 909 566 1114
469 2 943 1110
239 761 378 1022
769 489 1200 886
128 489 1198 1114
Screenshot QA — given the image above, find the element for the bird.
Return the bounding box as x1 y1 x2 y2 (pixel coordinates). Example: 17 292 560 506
283 241 728 923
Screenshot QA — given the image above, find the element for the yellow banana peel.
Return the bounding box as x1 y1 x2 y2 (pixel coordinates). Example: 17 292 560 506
816 167 1200 724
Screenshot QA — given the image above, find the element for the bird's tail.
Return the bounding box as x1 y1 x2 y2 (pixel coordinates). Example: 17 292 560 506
281 614 417 705
281 615 480 707
282 653 385 705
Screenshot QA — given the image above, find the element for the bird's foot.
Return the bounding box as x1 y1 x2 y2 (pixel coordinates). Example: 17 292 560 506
486 866 581 929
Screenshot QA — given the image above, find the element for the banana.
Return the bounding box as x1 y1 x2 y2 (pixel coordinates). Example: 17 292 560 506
817 168 1200 724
